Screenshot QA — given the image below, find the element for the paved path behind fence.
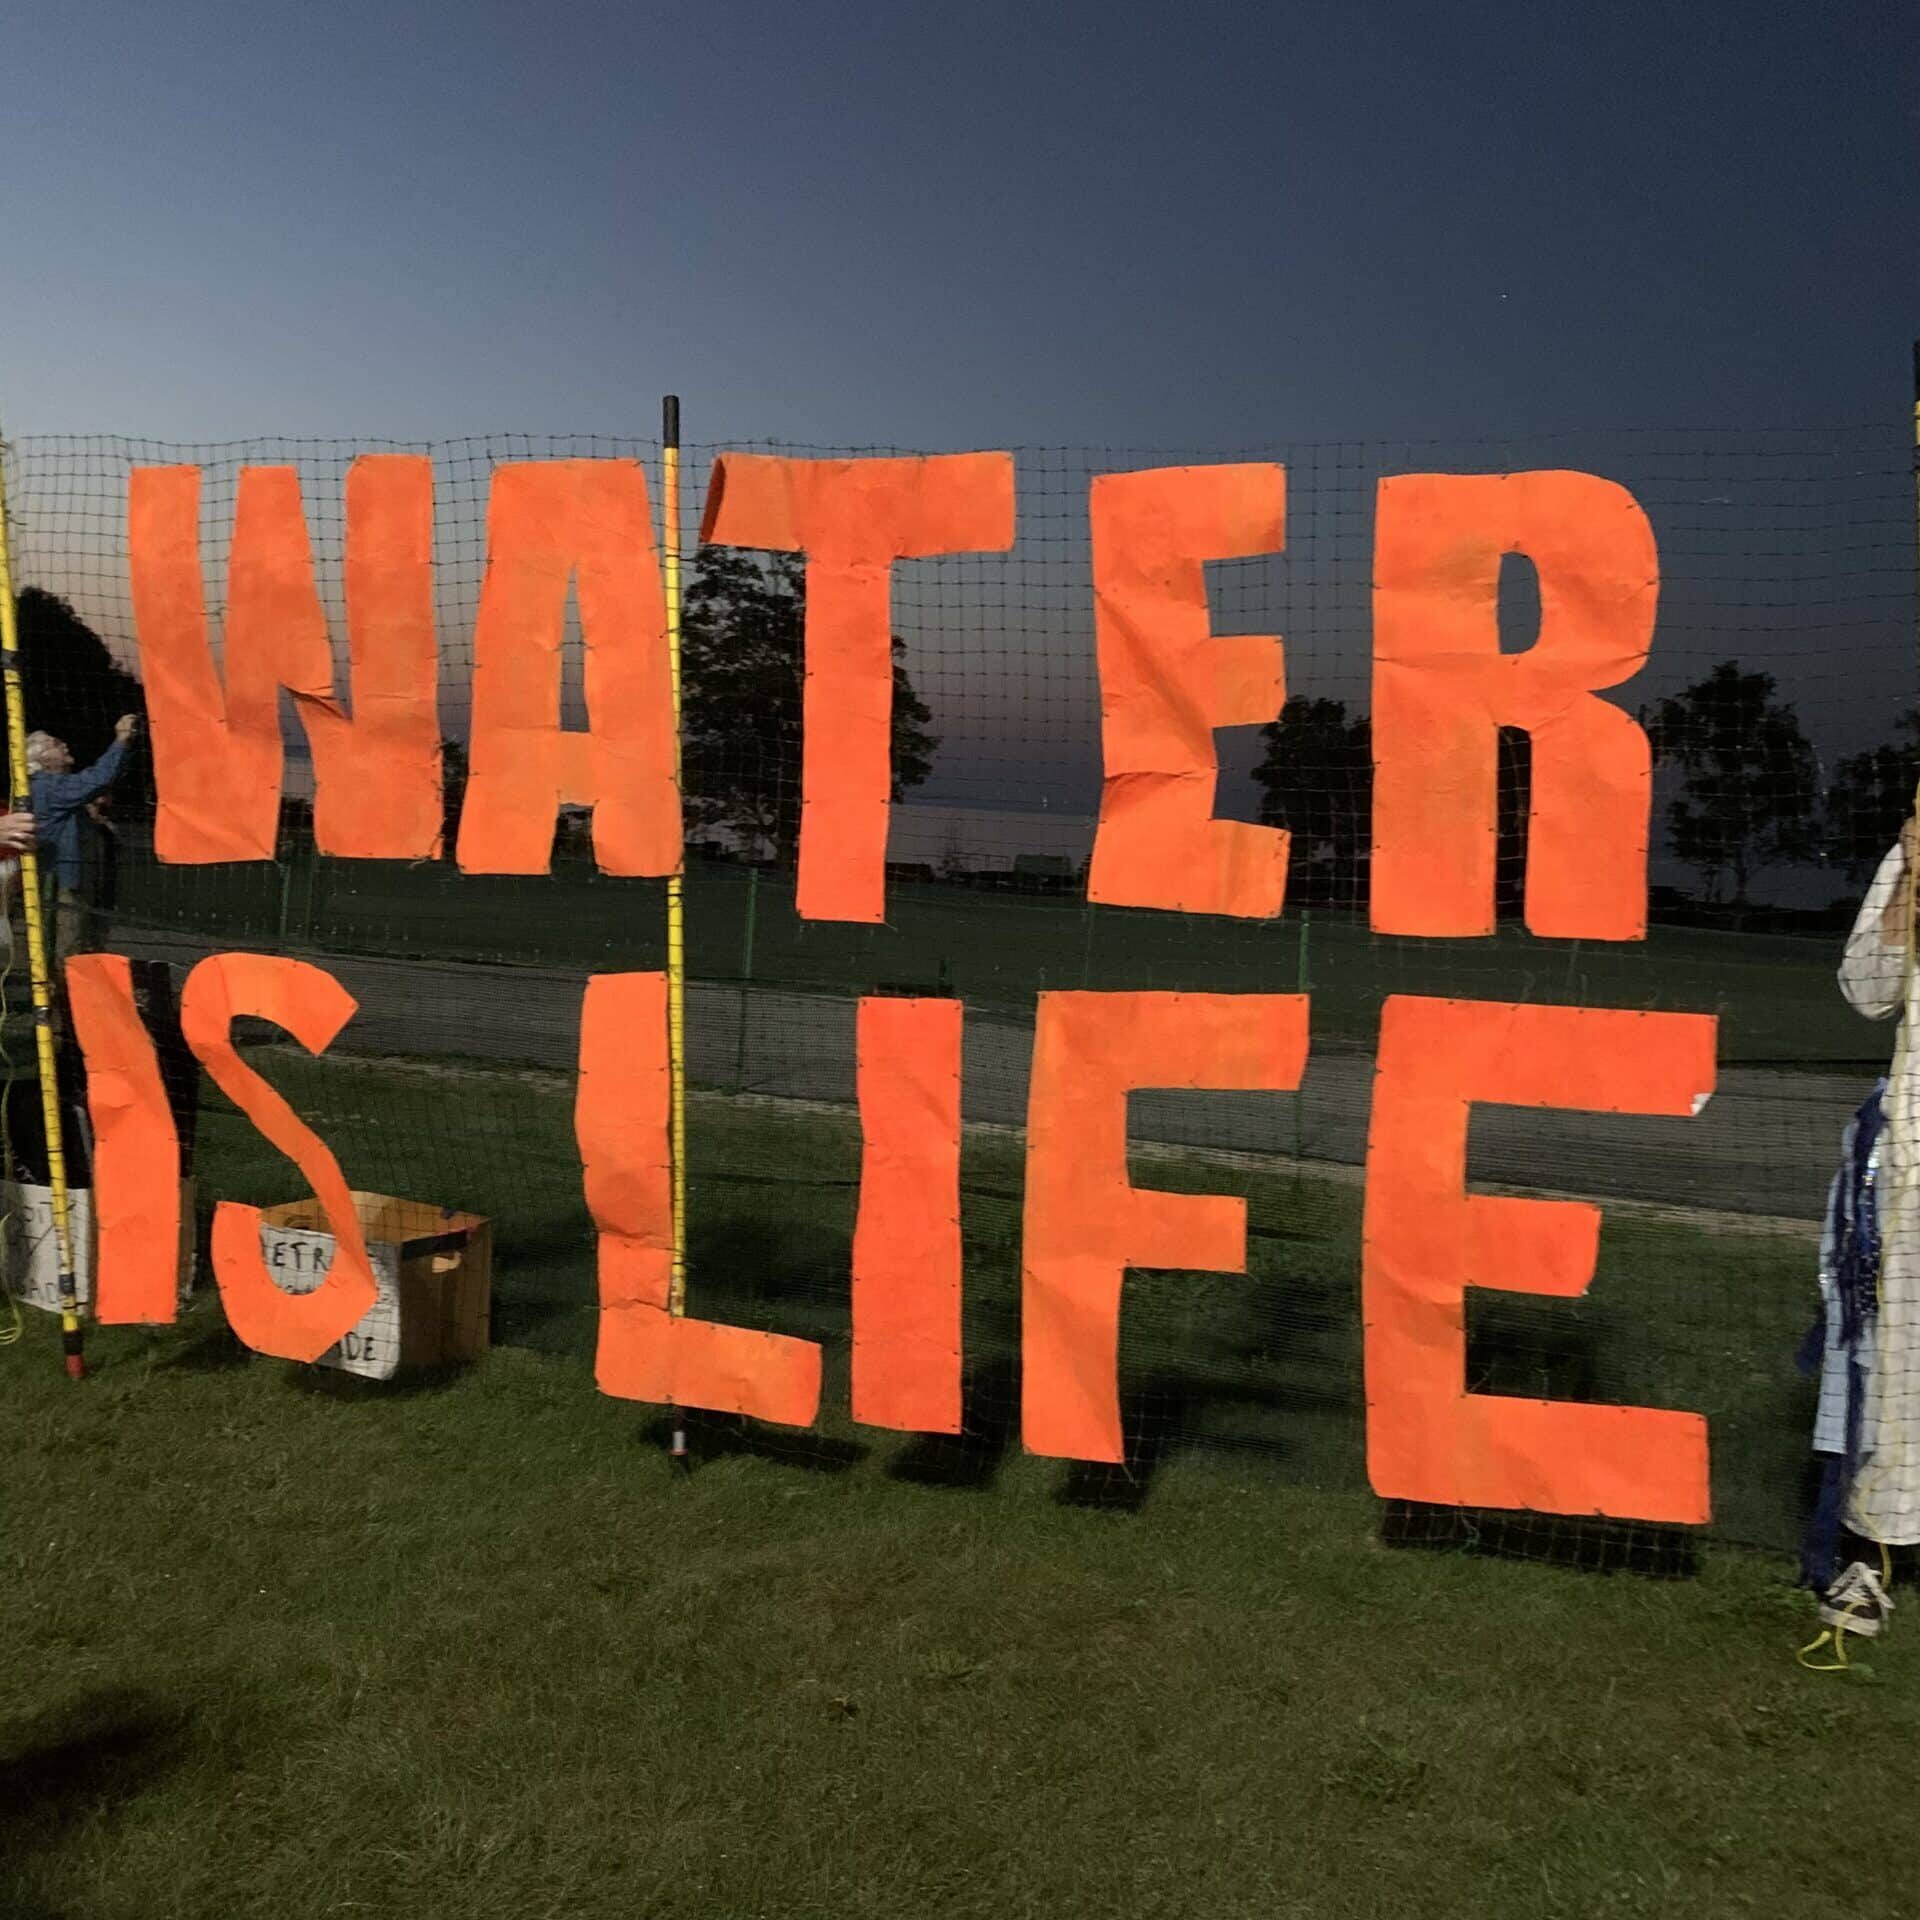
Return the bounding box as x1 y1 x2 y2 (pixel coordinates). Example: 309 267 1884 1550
116 928 1861 1223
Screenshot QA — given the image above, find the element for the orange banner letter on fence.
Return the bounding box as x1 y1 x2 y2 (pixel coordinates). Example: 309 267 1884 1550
129 457 441 863
457 461 681 877
1371 471 1658 938
1363 996 1717 1521
179 955 378 1362
699 452 1014 923
1022 991 1309 1462
67 954 180 1324
579 972 820 1423
852 996 963 1433
1086 466 1290 918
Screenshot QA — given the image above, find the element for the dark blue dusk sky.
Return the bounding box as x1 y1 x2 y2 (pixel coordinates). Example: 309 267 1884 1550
3 2 1914 447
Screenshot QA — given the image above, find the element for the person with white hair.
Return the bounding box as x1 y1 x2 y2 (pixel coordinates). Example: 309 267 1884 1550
25 712 138 966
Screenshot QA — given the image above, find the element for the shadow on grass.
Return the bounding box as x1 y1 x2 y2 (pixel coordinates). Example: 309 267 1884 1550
689 1216 851 1314
0 1686 196 1918
489 1215 854 1361
887 1354 1021 1492
152 1324 253 1373
281 1359 478 1403
491 1295 594 1356
1055 1370 1195 1514
1466 1295 1602 1404
1029 1254 1353 1515
484 1213 595 1356
1379 1501 1701 1580
641 1409 869 1475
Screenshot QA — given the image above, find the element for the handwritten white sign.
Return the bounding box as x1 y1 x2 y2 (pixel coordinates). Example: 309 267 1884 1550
5 1184 96 1311
258 1225 405 1380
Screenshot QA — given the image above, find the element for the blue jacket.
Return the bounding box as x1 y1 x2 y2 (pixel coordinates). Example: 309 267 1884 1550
30 738 126 891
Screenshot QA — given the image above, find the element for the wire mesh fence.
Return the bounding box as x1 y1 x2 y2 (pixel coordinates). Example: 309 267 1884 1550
0 423 1912 1562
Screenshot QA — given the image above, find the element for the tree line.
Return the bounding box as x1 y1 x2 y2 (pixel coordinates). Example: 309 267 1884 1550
12 570 1911 911
10 587 149 803
1255 660 1906 910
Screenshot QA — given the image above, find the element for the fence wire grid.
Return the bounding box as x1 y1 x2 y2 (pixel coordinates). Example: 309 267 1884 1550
1 423 1914 1563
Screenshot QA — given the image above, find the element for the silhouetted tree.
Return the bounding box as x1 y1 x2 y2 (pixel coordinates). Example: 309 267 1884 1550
1825 710 1919 885
13 587 147 806
680 547 936 860
1252 701 1539 917
1642 662 1817 905
276 795 314 860
1494 728 1531 920
1251 696 1372 907
440 738 469 852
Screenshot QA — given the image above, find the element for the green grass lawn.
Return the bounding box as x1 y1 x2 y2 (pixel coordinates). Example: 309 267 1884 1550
114 842 1872 1067
0 1305 1904 1918
178 1046 1821 1549
0 1053 1882 1917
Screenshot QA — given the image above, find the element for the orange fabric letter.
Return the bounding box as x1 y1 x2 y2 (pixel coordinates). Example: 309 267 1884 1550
579 972 819 1423
323 455 442 857
128 457 441 863
457 461 681 877
1362 996 1717 1521
67 954 180 1325
852 996 963 1433
1371 470 1658 938
180 954 379 1361
1086 466 1289 918
1022 991 1310 1462
699 452 1014 923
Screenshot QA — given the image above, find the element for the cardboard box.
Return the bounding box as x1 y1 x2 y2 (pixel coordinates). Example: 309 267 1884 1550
7 1180 197 1315
256 1192 491 1380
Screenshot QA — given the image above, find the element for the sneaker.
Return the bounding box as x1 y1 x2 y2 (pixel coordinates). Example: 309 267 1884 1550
1819 1560 1894 1639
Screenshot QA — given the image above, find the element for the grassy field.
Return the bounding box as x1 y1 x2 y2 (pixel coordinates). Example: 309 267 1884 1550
113 842 1874 1067
5 1326 1914 1920
0 1052 1897 1920
174 1046 1821 1551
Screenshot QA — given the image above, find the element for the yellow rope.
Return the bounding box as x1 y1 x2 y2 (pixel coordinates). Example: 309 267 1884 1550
1799 1616 1861 1674
1800 1542 1895 1672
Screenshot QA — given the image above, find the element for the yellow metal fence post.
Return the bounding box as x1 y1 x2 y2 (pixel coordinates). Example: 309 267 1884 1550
662 395 690 1462
0 436 85 1379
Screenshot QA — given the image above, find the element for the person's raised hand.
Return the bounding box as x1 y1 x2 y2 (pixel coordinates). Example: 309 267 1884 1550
114 712 140 743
